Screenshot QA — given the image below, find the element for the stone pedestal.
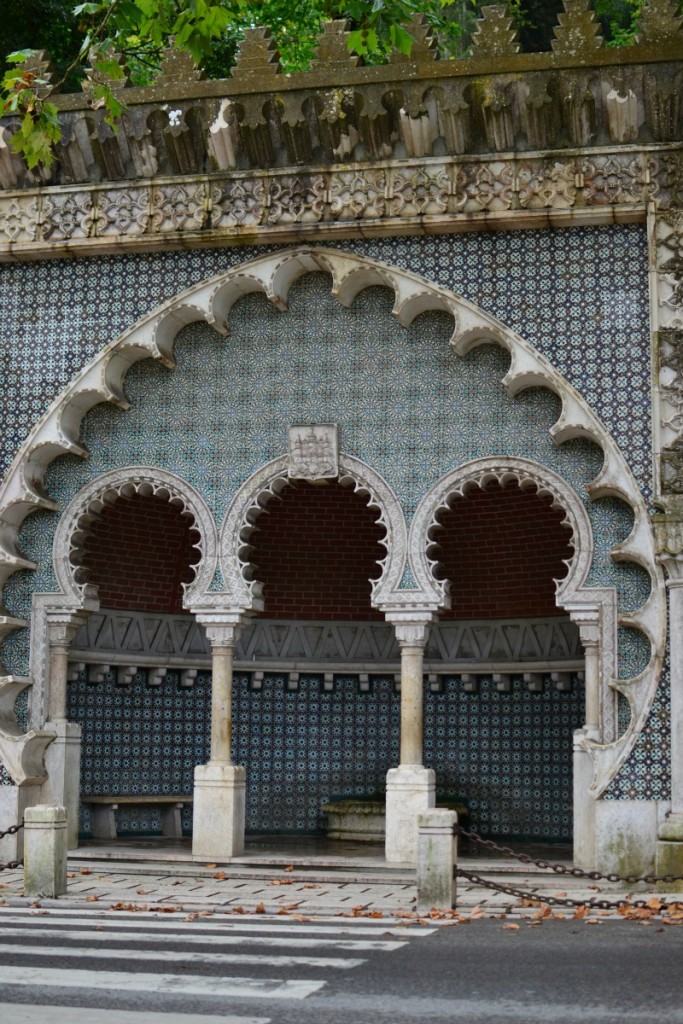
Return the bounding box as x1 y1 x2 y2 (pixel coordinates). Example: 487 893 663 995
416 807 458 913
192 763 246 861
23 804 68 898
385 764 435 864
656 813 683 892
42 720 82 850
0 784 41 864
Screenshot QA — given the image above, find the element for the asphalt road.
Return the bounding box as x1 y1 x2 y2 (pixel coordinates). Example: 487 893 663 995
0 908 681 1024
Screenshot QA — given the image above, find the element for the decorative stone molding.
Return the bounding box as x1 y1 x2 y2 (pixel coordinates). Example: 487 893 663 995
69 610 583 672
218 451 407 613
287 424 339 481
0 148 680 259
51 466 218 605
652 210 683 511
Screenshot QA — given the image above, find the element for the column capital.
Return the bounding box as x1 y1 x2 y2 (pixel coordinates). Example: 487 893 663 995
46 609 88 649
194 610 248 648
385 612 434 648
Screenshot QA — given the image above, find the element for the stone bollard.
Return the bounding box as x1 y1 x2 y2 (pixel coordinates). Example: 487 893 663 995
23 805 68 898
416 807 457 914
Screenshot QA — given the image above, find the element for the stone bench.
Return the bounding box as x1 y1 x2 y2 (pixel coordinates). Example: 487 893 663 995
321 797 469 843
83 795 193 840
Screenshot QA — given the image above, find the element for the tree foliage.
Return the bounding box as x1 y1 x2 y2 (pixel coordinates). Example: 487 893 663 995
0 0 671 170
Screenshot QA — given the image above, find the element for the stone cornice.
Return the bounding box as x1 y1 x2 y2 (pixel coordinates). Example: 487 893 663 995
0 145 679 260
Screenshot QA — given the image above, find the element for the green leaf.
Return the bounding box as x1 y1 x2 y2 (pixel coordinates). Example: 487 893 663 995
6 49 39 65
72 2 106 14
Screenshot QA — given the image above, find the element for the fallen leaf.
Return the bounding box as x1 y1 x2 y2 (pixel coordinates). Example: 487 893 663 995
364 911 383 919
469 906 485 920
86 895 99 903
255 903 266 914
573 905 588 919
66 873 76 879
270 879 292 886
554 892 567 897
586 919 604 925
277 908 290 916
80 869 91 876
185 913 198 922
205 863 217 869
291 913 310 922
303 884 318 890
232 906 246 914
647 898 664 912
213 871 227 881
503 923 520 930
198 910 213 917
157 906 178 913
284 864 294 872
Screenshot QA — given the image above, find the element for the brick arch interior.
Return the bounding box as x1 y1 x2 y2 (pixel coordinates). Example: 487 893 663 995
432 480 574 620
249 480 387 621
81 493 201 613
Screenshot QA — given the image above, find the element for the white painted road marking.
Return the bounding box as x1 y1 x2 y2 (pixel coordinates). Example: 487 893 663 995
0 965 325 1000
0 942 365 970
0 925 405 951
0 909 435 937
0 1007 270 1024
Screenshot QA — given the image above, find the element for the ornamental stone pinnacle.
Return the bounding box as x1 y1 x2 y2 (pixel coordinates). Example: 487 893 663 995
551 0 603 56
230 26 281 82
636 0 683 45
470 5 521 60
389 13 439 66
156 43 203 85
312 20 360 70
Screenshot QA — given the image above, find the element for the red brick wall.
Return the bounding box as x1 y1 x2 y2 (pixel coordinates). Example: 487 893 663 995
434 481 573 620
82 494 200 614
251 482 386 620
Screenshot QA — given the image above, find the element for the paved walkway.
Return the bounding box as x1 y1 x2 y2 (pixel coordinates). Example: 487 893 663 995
2 839 682 921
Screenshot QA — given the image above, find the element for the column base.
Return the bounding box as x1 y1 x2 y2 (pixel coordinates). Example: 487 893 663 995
385 765 435 864
42 720 82 850
192 762 246 861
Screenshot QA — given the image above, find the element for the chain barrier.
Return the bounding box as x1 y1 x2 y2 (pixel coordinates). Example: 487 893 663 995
457 869 654 911
457 824 683 885
0 820 23 872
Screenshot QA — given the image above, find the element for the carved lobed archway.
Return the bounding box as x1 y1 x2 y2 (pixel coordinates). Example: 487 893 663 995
0 246 665 806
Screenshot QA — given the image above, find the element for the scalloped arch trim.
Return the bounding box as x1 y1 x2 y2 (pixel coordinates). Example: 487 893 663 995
0 245 667 798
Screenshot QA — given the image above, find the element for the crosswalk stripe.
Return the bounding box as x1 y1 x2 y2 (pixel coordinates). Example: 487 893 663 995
0 1007 270 1024
0 965 325 1000
0 926 405 951
0 911 435 938
0 942 364 970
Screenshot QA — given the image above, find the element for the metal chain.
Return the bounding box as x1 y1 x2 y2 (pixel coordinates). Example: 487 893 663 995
457 869 655 911
0 821 24 871
457 825 683 885
0 821 23 842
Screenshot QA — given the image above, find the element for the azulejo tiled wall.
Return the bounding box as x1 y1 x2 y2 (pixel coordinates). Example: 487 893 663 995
70 671 584 841
0 226 667 804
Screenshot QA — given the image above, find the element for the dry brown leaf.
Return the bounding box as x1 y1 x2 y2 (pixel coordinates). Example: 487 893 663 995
554 892 567 897
469 906 485 920
198 910 213 917
270 879 292 886
364 911 383 919
85 895 99 903
185 913 198 922
503 923 520 930
213 871 227 880
291 913 310 922
66 873 76 879
663 918 682 926
277 908 290 916
255 903 266 914
586 919 604 925
284 864 294 872
573 905 588 919
647 898 664 912
79 869 91 876
232 906 246 914
303 883 318 889
205 863 217 869
157 906 178 913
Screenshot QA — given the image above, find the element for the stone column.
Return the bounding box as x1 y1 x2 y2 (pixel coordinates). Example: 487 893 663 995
566 609 602 871
42 613 85 850
656 555 683 887
385 617 435 864
192 616 246 861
